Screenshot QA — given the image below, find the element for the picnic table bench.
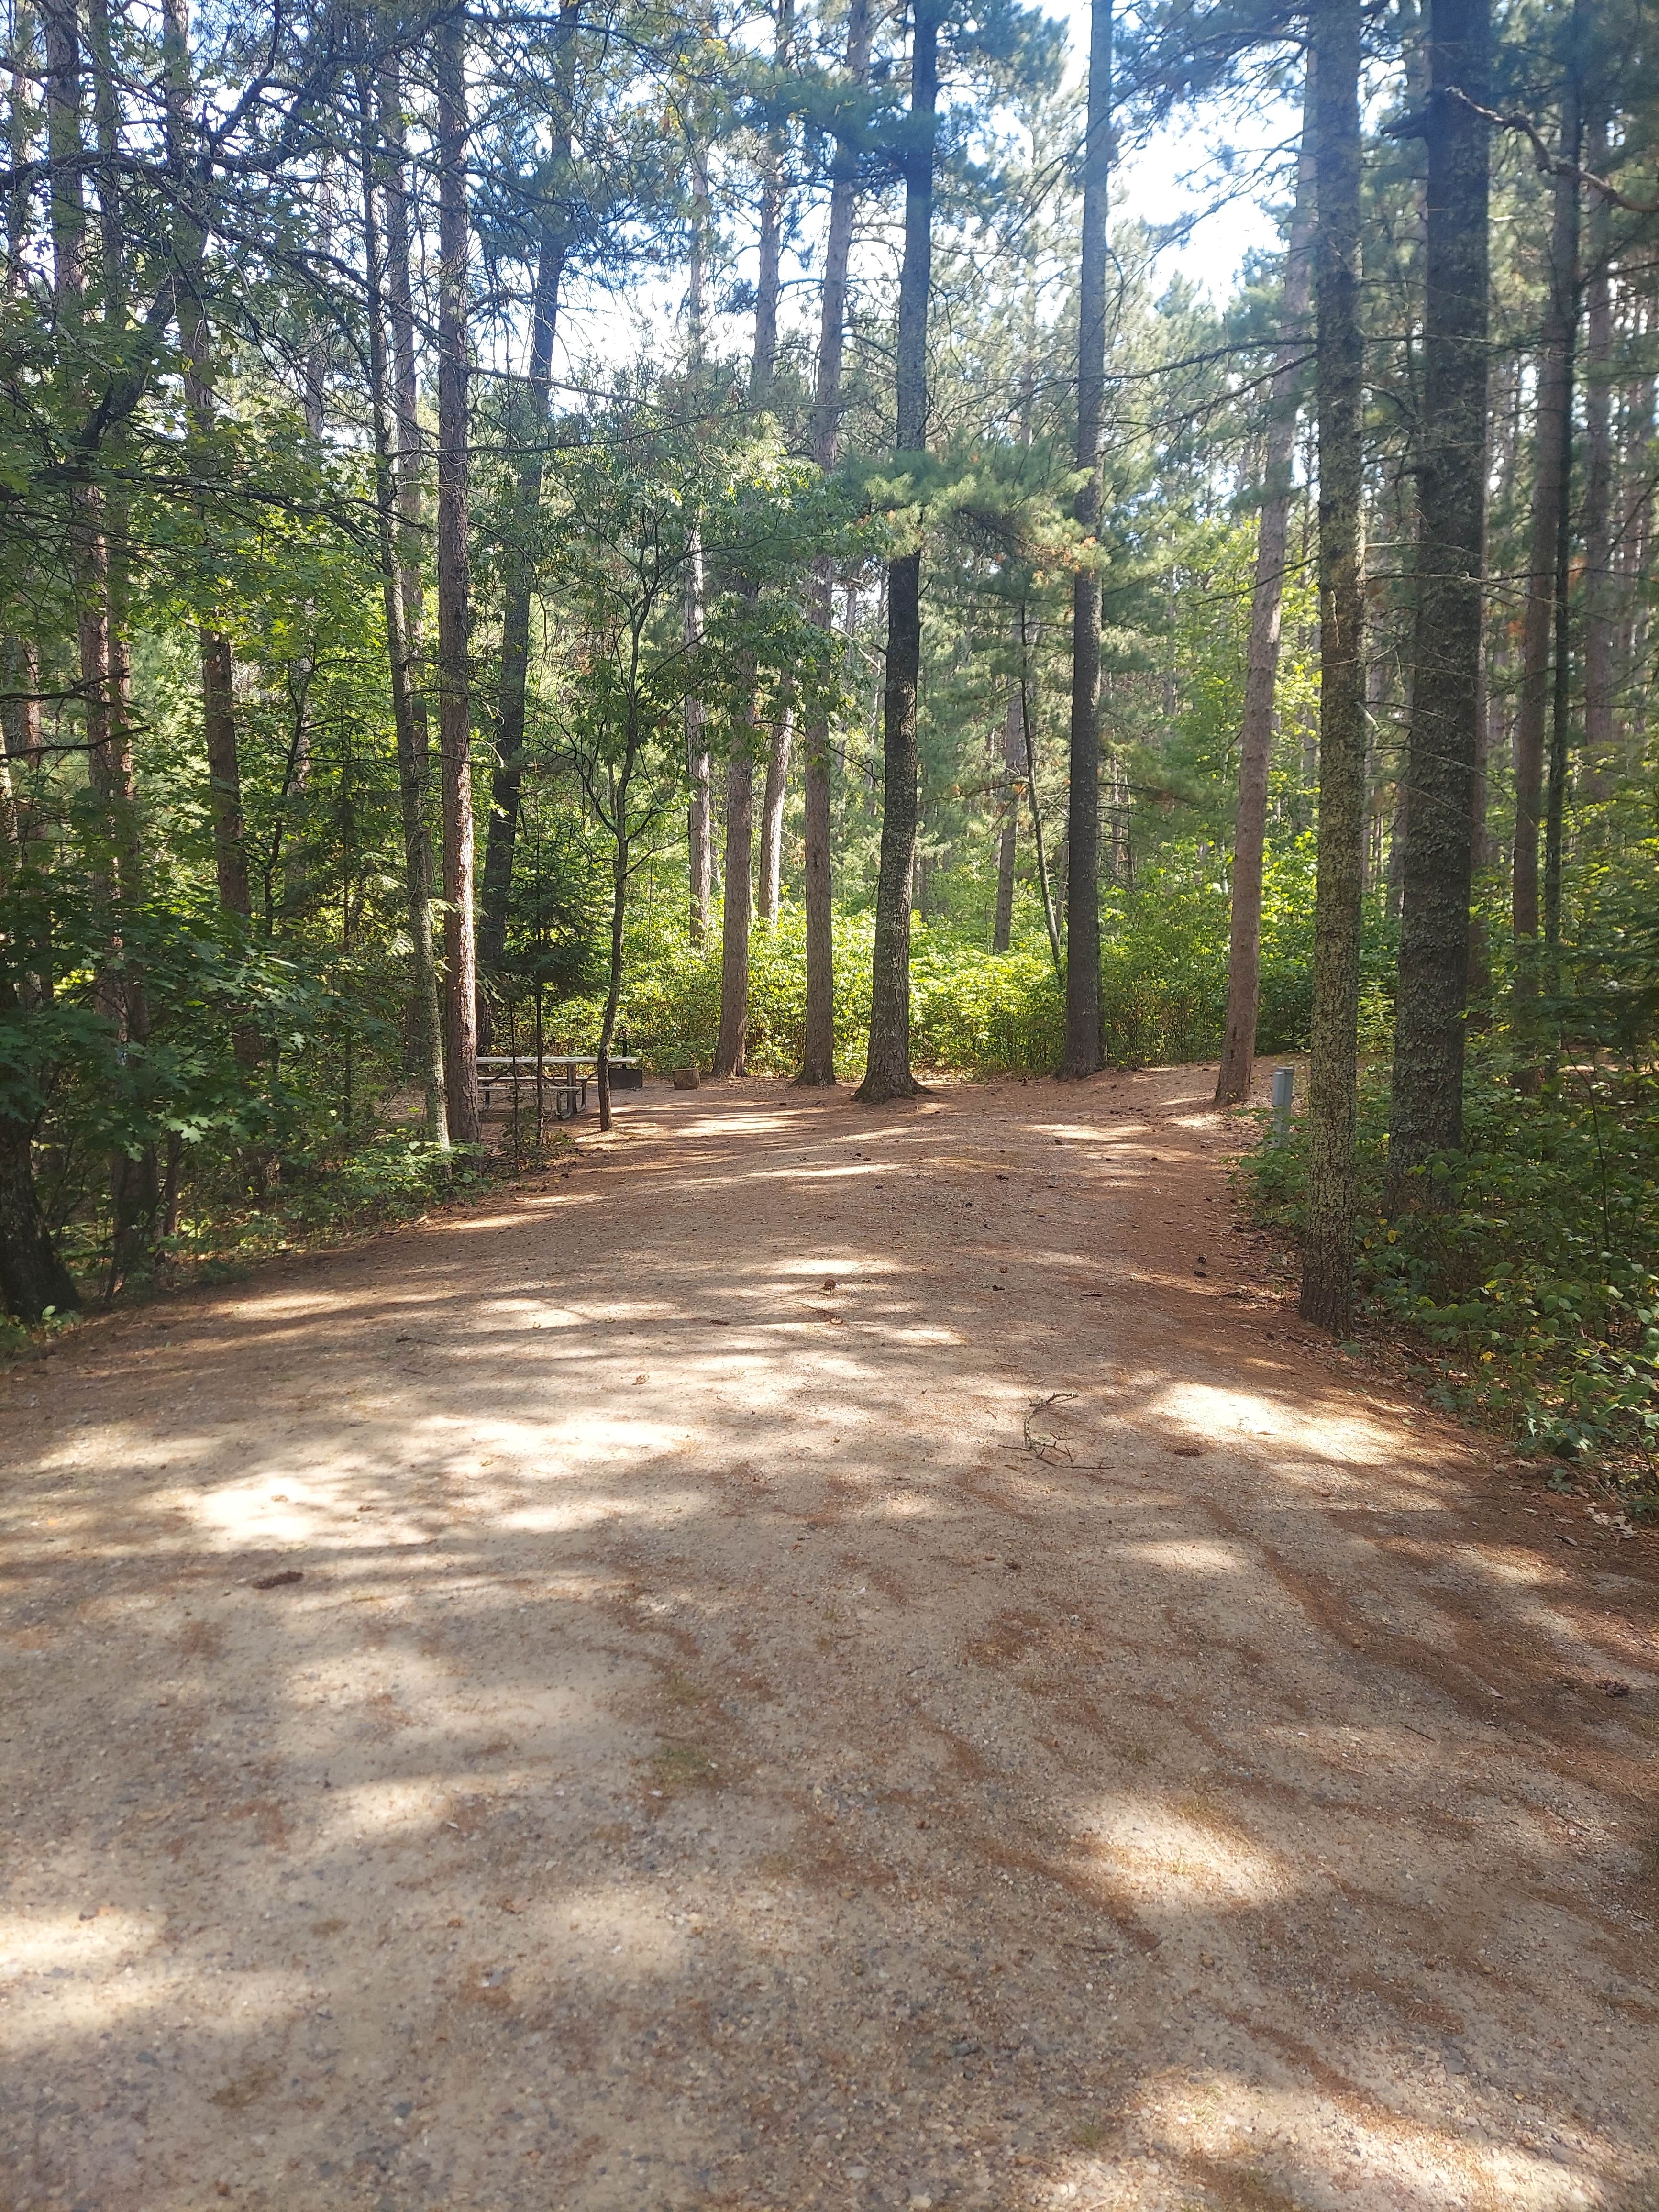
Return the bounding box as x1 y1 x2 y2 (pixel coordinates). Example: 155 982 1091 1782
476 1054 641 1120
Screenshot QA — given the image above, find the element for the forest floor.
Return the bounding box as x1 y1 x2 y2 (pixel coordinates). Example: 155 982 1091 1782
2 1064 1657 2212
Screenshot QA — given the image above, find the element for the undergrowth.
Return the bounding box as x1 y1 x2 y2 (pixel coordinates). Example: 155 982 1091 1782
1243 1046 1659 1502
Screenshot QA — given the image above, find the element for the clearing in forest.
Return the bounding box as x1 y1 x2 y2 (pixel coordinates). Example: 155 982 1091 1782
2 1067 1655 2212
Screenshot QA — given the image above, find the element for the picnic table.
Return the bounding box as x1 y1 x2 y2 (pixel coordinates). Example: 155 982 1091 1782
476 1053 641 1120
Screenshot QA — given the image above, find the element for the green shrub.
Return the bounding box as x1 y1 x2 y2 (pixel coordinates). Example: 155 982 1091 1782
539 845 1391 1082
1243 1047 1659 1483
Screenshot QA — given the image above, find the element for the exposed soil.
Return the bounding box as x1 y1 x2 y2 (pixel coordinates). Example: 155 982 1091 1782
2 1064 1656 2212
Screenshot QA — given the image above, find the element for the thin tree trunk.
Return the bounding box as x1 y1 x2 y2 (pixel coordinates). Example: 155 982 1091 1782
435 15 479 1142
756 703 791 921
752 6 792 923
304 161 333 439
1580 111 1614 795
596 823 628 1135
1216 63 1316 1105
380 62 426 701
1019 611 1062 971
685 531 711 942
713 745 754 1075
162 0 250 928
1298 0 1366 1335
0 686 75 1315
1540 4 1587 978
56 0 156 1285
799 0 871 1084
376 60 445 1137
684 144 712 943
0 1079 80 1322
714 0 791 1076
479 0 578 983
359 76 445 1144
1386 0 1490 1194
1062 0 1112 1077
855 0 940 1104
1511 74 1580 1015
993 681 1020 952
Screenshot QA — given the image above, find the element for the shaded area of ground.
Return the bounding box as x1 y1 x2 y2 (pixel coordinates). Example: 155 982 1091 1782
2 1065 1655 2212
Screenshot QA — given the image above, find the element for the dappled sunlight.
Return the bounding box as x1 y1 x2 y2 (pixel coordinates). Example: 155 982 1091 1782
1146 1374 1413 1467
1122 1537 1251 1576
1081 1800 1289 1906
3 1075 1652 2210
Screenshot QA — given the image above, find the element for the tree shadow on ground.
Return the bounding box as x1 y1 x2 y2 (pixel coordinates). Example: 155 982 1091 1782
2 1071 1655 2211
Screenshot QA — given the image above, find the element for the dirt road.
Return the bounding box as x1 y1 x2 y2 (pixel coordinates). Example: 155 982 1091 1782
2 1066 1655 2212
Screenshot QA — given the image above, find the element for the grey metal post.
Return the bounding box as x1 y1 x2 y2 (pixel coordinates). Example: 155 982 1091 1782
1271 1064 1295 1142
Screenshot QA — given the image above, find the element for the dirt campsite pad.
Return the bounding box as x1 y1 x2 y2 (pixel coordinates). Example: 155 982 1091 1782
2 1066 1656 2212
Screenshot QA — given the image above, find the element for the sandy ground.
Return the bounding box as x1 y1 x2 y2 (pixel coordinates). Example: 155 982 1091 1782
2 1063 1656 2212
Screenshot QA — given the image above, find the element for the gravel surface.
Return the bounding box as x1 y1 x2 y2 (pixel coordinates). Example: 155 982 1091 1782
2 1065 1655 2212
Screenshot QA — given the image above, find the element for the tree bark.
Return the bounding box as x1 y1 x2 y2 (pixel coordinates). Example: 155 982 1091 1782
376 60 445 1138
1511 87 1579 1001
596 822 628 1135
1215 63 1316 1106
1298 0 1366 1335
714 0 791 1074
855 0 940 1104
1580 110 1614 792
1062 0 1112 1077
752 7 792 925
0 1107 80 1321
993 681 1021 952
479 0 579 984
434 15 479 1142
685 530 712 943
360 74 445 1144
684 144 712 944
52 0 156 1285
757 703 792 921
0 741 75 1318
162 0 248 928
713 745 754 1075
1385 0 1490 1194
798 0 871 1084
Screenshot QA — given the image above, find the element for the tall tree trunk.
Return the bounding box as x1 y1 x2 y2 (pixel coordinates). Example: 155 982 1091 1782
595 814 629 1136
756 703 791 921
1386 0 1490 1194
684 145 713 944
380 62 426 708
435 15 479 1142
1579 111 1614 795
685 531 712 942
162 0 249 928
992 679 1021 952
360 76 445 1144
0 1001 81 1319
1297 0 1366 1334
57 0 156 1285
855 0 940 1104
377 60 445 1137
1019 609 1063 971
1511 62 1580 1023
1062 0 1112 1077
1541 73 1585 972
752 5 793 926
479 0 578 985
798 0 871 1084
0 605 74 1313
714 0 791 1076
713 742 754 1075
1216 63 1316 1105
